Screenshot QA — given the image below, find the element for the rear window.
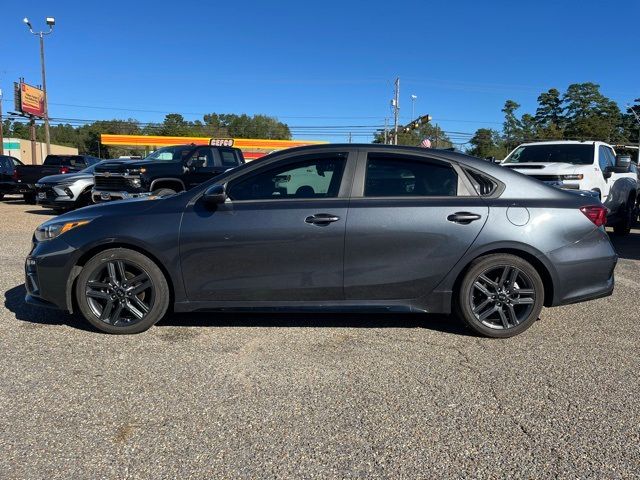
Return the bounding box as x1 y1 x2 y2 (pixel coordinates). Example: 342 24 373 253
43 155 85 167
504 144 594 165
220 150 239 167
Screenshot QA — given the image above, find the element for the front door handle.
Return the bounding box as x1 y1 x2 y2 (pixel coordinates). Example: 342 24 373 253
305 213 340 226
447 212 482 224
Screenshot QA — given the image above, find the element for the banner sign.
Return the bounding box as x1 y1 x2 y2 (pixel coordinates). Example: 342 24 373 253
15 81 45 118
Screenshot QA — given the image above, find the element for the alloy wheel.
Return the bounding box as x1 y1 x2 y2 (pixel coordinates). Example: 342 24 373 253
85 260 155 326
468 264 536 330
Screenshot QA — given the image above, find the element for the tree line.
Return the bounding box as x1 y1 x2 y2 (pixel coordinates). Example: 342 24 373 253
2 113 292 158
468 83 640 159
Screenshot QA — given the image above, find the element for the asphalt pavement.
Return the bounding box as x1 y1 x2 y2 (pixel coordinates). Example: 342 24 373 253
1 197 638 479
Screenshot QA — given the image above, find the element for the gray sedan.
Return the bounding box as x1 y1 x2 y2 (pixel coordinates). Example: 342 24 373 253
25 144 617 337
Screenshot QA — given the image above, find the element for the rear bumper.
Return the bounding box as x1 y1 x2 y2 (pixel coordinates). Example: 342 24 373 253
546 227 617 307
1 182 33 194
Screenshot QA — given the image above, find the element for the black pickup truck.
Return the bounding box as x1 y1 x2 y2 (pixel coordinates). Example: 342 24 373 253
13 154 101 203
92 143 245 202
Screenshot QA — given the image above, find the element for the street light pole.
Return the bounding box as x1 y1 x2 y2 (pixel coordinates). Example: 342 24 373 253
410 94 417 120
23 17 55 156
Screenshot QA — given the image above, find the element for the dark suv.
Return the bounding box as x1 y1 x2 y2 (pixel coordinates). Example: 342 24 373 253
92 144 245 202
0 155 24 199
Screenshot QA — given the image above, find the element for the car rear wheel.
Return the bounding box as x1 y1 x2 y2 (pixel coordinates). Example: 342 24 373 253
75 248 170 334
24 192 36 204
455 254 544 338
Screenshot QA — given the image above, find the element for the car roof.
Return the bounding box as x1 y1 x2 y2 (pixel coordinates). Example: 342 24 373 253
515 140 609 147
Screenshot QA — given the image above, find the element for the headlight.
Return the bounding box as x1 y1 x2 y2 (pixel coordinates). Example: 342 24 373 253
128 178 141 187
562 174 584 180
34 220 91 242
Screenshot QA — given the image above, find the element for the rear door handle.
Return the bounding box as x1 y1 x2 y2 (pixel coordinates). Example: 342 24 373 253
447 212 482 224
305 213 340 226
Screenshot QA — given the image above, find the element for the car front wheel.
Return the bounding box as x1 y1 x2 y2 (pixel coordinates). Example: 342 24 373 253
455 254 544 338
75 248 170 334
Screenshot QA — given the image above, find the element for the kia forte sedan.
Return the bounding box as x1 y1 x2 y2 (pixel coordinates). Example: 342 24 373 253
25 145 617 337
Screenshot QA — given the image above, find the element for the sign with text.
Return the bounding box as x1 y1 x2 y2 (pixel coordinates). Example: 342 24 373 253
15 82 45 118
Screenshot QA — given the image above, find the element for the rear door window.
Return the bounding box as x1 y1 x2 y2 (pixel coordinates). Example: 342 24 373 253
364 154 458 197
220 150 239 167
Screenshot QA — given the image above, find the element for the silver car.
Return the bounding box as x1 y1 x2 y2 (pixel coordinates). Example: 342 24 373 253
35 162 104 212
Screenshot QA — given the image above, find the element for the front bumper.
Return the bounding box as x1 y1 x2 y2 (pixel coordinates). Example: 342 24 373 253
25 237 82 313
35 184 77 207
92 189 150 203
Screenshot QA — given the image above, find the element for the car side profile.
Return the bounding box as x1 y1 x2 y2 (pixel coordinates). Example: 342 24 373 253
25 144 617 337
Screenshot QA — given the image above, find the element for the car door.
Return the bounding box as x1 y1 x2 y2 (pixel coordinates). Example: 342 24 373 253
182 146 217 188
179 150 355 302
344 150 489 301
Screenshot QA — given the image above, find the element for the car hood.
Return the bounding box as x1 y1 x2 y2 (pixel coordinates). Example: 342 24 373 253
95 159 161 172
501 162 581 174
37 172 93 184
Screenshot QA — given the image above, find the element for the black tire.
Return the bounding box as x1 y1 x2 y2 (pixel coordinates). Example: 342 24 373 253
0 193 4 200
75 248 170 334
613 201 634 236
151 188 177 197
24 192 36 204
76 190 93 208
454 254 544 338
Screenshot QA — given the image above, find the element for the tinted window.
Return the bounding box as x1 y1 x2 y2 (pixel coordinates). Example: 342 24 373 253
504 144 594 165
228 154 346 201
220 150 238 167
0 157 12 173
145 146 194 162
365 155 458 197
191 147 214 168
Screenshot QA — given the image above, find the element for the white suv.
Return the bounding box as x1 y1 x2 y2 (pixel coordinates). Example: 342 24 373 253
502 140 638 234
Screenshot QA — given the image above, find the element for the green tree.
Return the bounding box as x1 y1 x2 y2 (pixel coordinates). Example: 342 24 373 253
562 83 622 141
502 100 522 150
468 128 508 159
534 88 564 130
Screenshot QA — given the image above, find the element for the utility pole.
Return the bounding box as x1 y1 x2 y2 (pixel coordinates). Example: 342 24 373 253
0 88 4 155
29 117 37 164
23 17 55 156
393 77 400 145
383 117 389 144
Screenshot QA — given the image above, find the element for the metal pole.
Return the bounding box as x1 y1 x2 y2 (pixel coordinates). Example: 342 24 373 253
30 117 37 164
393 77 400 145
0 89 4 156
383 117 388 145
39 33 51 155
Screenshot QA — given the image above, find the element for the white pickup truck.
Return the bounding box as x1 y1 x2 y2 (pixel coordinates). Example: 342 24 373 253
502 140 639 235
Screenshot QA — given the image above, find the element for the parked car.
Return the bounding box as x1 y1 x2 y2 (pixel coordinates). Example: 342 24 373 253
91 143 245 202
501 140 638 234
14 154 102 204
35 161 115 213
25 144 617 338
0 155 24 199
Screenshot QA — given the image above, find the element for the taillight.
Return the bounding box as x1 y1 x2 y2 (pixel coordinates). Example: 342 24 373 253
12 169 19 181
580 205 607 227
59 166 70 174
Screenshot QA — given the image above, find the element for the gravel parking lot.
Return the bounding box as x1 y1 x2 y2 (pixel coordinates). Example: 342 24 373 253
1 197 639 479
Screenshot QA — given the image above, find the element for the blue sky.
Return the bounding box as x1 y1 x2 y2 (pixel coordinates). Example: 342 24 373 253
2 0 639 145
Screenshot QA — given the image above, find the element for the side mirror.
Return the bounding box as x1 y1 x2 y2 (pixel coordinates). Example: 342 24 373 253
616 155 631 170
202 184 226 206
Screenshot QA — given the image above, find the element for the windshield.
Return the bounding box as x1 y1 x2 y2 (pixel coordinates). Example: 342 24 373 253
504 144 594 165
145 146 194 162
